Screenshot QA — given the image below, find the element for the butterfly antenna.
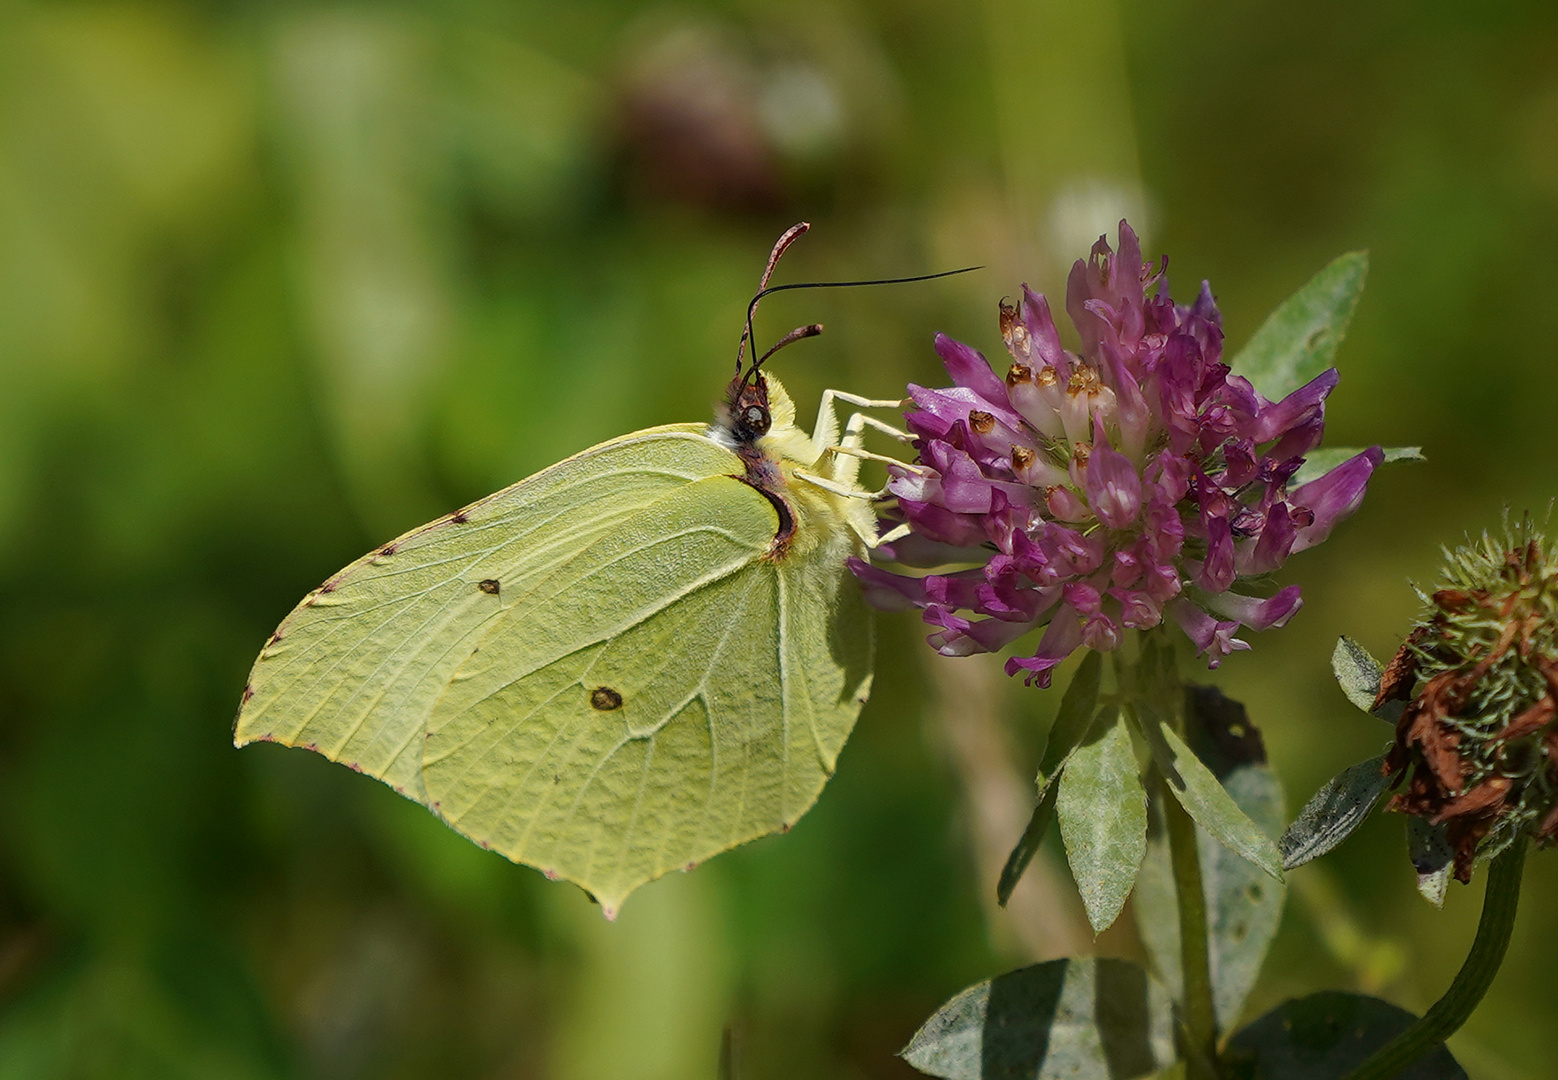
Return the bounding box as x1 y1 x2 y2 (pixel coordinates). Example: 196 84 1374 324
738 263 983 389
735 222 812 376
754 323 824 369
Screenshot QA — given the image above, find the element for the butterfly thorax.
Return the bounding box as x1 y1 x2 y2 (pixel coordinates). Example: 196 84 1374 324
711 372 875 563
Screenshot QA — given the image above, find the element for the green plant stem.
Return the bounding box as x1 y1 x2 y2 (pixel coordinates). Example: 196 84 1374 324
1345 836 1529 1080
1164 785 1221 1080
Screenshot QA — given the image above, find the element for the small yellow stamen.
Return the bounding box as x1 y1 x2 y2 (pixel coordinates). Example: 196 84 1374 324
1068 364 1102 398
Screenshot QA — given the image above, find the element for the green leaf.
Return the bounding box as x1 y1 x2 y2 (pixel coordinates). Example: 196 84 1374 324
1039 652 1107 783
1407 817 1455 908
1056 710 1147 932
1231 251 1368 401
1291 446 1424 487
1130 710 1283 881
1331 636 1385 715
1134 697 1286 1032
901 958 1177 1080
998 784 1061 909
998 652 1105 905
1279 753 1392 870
1203 765 1286 1027
1223 992 1467 1079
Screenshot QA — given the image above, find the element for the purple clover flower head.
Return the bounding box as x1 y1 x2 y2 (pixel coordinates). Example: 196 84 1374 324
850 222 1382 685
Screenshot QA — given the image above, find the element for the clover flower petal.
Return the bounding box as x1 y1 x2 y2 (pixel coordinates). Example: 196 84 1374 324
853 221 1379 681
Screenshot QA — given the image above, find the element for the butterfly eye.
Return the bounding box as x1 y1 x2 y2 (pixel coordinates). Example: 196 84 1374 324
744 405 769 434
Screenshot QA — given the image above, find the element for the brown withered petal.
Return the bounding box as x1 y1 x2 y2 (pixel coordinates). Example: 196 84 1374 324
1429 777 1511 825
1449 818 1494 883
1376 626 1430 708
1462 619 1520 687
1432 589 1474 612
1379 521 1558 878
1540 799 1558 841
1492 695 1556 743
1396 671 1469 791
1536 657 1558 700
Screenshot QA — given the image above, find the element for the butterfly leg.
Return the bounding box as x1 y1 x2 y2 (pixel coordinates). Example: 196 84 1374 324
829 445 926 475
789 467 911 550
851 414 914 443
813 389 907 427
796 389 922 546
801 453 921 504
820 403 924 495
811 389 909 452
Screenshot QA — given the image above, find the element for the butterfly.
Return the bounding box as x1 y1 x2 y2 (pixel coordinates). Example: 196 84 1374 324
233 224 922 917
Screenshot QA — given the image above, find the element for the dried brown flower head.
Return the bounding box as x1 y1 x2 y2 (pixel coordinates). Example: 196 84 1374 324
1382 518 1558 881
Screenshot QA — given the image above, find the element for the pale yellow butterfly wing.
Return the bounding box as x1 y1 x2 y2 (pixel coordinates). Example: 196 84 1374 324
234 424 720 800
423 473 872 914
235 405 874 914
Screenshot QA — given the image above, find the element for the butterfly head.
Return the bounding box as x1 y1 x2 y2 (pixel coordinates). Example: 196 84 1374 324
720 371 772 446
713 369 801 455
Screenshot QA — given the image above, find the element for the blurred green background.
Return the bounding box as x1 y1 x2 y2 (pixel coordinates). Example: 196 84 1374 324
1 1 1556 1077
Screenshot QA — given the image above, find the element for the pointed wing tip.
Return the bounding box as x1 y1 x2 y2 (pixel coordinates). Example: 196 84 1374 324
583 881 628 921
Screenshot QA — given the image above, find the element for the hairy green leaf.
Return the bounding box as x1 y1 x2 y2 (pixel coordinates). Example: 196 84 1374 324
1131 711 1283 881
1332 636 1385 715
1231 251 1368 401
1280 753 1392 870
1057 711 1146 932
1407 817 1455 908
902 958 1176 1080
998 652 1105 905
1291 446 1424 487
1224 992 1466 1079
1135 695 1285 1032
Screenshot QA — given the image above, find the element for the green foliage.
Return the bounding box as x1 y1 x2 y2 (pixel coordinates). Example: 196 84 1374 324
1056 711 1146 933
1224 993 1466 1079
1331 637 1387 715
1290 446 1424 487
1129 710 1283 881
1230 252 1369 402
1134 694 1287 1033
1279 755 1391 871
901 959 1176 1080
998 651 1104 905
1278 639 1406 875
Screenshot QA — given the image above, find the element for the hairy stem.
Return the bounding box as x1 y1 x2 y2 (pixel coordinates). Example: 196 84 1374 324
1345 836 1528 1080
1164 786 1221 1080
